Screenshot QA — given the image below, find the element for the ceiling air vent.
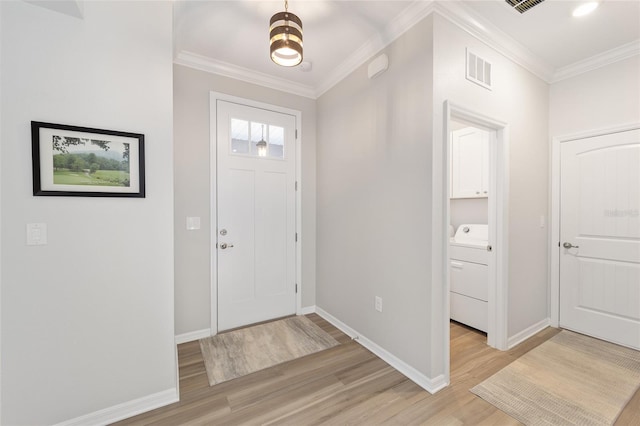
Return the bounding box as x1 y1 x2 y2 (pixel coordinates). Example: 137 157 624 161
466 49 492 90
505 0 545 14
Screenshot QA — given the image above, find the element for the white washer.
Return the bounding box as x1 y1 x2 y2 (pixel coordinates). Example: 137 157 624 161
450 224 489 332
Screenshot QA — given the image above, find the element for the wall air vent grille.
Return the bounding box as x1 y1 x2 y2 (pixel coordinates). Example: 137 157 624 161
466 49 492 90
505 0 545 14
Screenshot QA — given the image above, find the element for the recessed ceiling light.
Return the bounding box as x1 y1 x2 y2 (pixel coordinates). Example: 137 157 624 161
572 2 599 17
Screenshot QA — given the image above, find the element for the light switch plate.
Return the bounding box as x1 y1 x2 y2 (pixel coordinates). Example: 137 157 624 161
27 223 47 245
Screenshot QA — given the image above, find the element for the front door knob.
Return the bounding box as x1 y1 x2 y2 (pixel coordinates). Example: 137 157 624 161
563 242 579 249
220 243 234 250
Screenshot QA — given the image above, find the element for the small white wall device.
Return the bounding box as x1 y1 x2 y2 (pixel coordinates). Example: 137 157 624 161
367 53 389 79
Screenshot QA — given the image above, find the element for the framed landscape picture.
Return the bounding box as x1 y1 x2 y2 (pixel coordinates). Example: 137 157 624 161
31 121 145 197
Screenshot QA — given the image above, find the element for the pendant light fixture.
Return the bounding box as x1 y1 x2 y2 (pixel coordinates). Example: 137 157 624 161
269 0 303 67
257 125 267 157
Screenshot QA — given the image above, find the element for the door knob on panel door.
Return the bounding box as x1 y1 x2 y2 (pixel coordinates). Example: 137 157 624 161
563 242 579 249
220 243 234 250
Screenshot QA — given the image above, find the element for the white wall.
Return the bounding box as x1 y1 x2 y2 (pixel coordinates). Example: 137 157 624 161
432 14 550 355
316 16 434 376
1 2 176 424
450 198 488 229
550 56 640 136
173 64 317 335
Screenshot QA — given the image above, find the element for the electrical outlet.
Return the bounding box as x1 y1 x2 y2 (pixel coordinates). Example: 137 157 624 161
375 296 383 312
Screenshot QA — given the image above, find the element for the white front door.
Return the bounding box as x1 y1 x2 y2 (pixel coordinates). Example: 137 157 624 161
216 100 297 331
559 129 640 349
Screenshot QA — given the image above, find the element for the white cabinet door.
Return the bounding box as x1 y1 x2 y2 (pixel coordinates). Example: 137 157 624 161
560 129 640 350
216 100 297 331
450 127 489 199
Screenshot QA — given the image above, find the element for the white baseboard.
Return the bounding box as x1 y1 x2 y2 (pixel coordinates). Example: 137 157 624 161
55 388 178 426
299 305 316 315
175 344 181 399
507 318 551 349
315 307 447 394
175 328 211 344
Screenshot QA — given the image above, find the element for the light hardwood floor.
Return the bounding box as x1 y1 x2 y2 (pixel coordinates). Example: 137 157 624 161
115 314 640 425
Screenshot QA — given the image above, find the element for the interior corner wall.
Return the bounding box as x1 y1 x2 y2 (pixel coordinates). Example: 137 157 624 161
173 64 317 336
432 14 549 350
316 15 435 376
549 55 640 136
0 2 175 424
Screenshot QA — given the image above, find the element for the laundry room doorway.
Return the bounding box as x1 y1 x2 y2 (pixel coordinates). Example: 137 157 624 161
448 122 491 337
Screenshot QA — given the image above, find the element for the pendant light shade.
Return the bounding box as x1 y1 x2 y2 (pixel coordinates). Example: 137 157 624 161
269 1 303 67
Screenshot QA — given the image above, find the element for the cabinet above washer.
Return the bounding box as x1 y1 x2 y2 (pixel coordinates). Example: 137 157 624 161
450 127 489 199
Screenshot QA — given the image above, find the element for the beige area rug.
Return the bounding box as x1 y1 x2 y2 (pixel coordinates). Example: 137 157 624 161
471 330 640 425
199 315 340 386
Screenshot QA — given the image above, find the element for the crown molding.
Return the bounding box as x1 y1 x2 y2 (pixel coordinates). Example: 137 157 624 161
433 1 554 82
314 0 437 97
551 39 640 83
174 51 317 99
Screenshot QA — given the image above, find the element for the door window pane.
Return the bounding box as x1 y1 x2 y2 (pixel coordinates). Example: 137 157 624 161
231 119 249 154
269 125 284 159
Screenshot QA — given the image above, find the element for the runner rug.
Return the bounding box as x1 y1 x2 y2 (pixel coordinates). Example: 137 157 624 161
471 330 640 425
199 315 340 386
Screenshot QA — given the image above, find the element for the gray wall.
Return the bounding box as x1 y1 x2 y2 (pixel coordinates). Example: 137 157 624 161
550 56 640 136
174 65 317 335
432 14 550 347
450 199 488 230
316 11 550 380
316 16 435 375
1 2 176 424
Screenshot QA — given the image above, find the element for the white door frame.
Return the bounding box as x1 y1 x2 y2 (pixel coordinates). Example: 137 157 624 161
438 101 510 384
209 92 303 335
549 122 640 328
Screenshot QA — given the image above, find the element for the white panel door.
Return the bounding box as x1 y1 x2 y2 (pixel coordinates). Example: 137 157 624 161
560 129 640 349
217 100 297 331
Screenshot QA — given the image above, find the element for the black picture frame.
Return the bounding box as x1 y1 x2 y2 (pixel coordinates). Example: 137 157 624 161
31 121 145 197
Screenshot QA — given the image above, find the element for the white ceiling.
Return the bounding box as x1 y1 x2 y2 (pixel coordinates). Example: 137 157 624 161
462 0 640 69
174 1 414 88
